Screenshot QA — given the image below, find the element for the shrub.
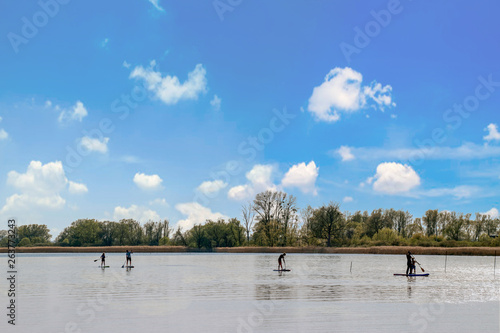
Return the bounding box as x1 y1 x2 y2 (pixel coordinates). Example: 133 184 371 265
17 237 31 247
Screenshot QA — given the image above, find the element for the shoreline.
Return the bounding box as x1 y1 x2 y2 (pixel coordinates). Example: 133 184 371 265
1 245 499 256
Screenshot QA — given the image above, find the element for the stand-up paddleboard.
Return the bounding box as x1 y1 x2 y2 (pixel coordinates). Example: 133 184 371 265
273 269 291 272
99 266 110 268
124 266 134 268
394 273 429 276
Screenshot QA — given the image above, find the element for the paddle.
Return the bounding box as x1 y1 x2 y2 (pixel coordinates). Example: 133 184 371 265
121 260 127 268
93 258 100 262
416 261 425 273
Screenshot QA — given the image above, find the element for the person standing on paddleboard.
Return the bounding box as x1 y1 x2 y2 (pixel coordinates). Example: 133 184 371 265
100 252 106 268
278 253 286 270
126 250 133 267
406 251 412 275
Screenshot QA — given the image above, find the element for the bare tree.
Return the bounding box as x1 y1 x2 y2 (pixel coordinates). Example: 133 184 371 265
242 202 255 243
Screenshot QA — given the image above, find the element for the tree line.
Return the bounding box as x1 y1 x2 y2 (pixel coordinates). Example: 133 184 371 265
1 190 499 248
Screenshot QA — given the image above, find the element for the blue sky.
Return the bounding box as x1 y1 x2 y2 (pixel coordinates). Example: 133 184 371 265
0 0 499 237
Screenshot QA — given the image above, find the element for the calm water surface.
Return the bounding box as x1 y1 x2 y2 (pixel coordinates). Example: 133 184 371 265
1 253 499 332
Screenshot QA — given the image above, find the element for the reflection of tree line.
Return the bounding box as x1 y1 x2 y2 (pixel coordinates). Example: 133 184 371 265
1 190 499 248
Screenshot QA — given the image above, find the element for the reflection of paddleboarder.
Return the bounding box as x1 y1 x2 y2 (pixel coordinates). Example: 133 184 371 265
278 253 286 270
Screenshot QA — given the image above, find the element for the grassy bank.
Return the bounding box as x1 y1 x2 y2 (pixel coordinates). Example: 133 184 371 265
1 245 499 256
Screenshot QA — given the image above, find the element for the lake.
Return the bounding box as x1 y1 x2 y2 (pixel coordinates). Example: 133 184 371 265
1 253 499 332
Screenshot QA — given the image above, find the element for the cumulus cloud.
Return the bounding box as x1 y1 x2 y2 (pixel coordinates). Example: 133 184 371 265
68 181 88 194
80 136 109 153
484 123 500 142
337 146 355 161
307 67 394 122
228 164 276 201
123 61 131 69
482 207 499 219
210 95 221 111
133 172 163 190
175 202 228 230
130 62 207 105
58 101 88 123
281 161 319 195
1 161 87 214
370 162 420 194
113 204 160 222
197 180 227 195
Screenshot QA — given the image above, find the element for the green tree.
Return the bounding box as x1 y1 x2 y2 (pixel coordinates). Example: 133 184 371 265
444 212 468 241
17 224 52 244
18 237 31 247
253 190 276 246
423 209 439 238
366 209 385 238
309 202 344 247
56 219 101 246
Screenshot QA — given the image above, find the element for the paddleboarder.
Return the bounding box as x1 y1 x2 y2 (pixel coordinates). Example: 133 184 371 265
126 250 133 267
100 252 106 268
406 251 412 275
278 253 286 270
411 257 417 274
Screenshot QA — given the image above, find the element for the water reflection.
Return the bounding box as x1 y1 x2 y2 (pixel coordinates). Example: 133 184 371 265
2 253 499 333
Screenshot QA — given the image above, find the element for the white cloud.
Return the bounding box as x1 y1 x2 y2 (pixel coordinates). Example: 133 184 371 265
370 162 420 194
175 202 228 230
1 161 87 214
123 61 131 69
343 196 353 203
68 181 88 194
423 185 478 200
227 185 250 201
133 172 163 190
113 204 160 222
149 198 169 207
332 142 500 162
148 0 164 11
58 101 88 123
307 67 394 122
197 180 227 195
120 155 141 164
44 101 52 108
484 123 500 142
0 129 8 140
210 94 221 111
228 164 276 201
130 62 207 105
101 38 109 48
362 82 394 111
482 207 499 219
337 146 355 161
80 136 109 153
281 161 319 195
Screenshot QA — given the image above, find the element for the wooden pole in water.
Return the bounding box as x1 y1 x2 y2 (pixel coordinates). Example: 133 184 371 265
350 261 352 273
445 251 447 273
